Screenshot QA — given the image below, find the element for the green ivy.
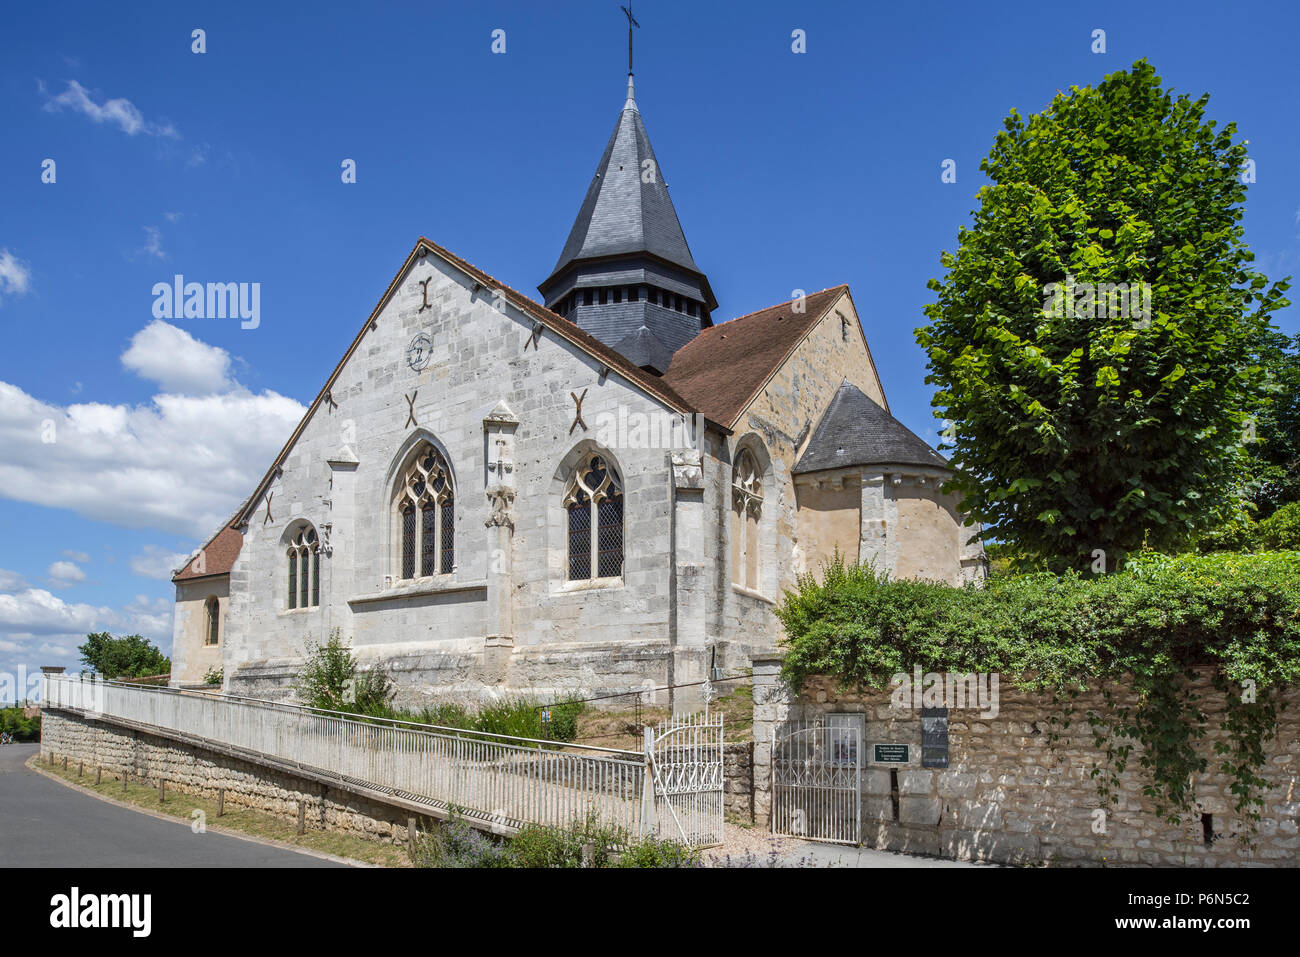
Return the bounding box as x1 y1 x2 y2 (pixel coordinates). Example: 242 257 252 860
775 551 1299 830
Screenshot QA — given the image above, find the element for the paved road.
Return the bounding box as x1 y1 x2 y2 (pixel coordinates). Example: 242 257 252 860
0 744 347 867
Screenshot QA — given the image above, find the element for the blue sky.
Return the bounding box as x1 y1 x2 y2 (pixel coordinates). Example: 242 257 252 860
1 0 1297 688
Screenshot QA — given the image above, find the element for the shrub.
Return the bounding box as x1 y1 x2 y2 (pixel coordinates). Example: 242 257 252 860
295 631 356 712
1256 501 1300 550
409 812 699 868
410 815 512 869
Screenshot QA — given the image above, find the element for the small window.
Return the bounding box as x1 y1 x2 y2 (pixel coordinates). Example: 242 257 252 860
396 443 455 580
600 288 609 305
584 289 593 306
564 453 624 581
613 287 622 304
841 316 850 341
675 295 683 312
287 525 321 609
204 597 220 646
630 286 641 303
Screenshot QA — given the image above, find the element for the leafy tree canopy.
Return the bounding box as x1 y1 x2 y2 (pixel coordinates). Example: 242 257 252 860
917 60 1291 572
77 632 170 679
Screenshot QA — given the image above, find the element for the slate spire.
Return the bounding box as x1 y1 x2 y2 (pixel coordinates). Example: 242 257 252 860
539 67 715 375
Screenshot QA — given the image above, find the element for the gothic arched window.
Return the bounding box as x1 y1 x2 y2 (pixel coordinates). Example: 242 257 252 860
564 453 623 580
204 596 220 646
731 448 763 591
397 444 454 579
287 525 320 609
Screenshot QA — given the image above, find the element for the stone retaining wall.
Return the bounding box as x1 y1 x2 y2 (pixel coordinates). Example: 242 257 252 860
41 710 421 846
752 658 1299 867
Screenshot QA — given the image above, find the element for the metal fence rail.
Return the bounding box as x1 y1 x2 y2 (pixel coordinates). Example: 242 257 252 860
43 674 648 838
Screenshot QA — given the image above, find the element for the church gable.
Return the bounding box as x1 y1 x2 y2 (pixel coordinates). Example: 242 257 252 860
231 237 697 537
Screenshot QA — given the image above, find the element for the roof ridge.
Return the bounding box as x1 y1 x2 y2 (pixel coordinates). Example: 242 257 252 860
710 284 848 328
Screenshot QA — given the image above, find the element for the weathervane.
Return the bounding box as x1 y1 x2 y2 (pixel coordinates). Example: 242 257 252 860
621 3 639 74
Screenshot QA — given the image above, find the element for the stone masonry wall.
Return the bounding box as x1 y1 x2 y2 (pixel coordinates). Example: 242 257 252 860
41 710 420 845
724 741 754 822
752 658 1299 867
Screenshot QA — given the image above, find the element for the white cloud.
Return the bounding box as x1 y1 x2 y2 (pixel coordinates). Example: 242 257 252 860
0 587 174 680
0 569 28 593
130 545 192 581
163 211 182 224
40 79 178 138
0 587 111 636
48 561 86 584
121 320 233 394
0 249 33 306
139 225 166 261
0 322 304 538
62 550 90 563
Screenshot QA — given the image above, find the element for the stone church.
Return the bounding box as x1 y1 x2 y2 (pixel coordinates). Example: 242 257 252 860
171 71 984 708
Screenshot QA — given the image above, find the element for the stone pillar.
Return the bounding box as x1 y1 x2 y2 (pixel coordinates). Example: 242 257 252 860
750 655 789 827
482 402 518 682
326 443 360 641
860 471 899 576
669 449 707 713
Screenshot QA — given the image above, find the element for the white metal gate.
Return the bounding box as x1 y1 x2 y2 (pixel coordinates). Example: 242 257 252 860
771 716 861 844
642 705 725 847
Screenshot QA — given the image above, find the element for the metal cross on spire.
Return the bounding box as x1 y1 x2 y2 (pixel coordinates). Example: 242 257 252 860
621 3 639 74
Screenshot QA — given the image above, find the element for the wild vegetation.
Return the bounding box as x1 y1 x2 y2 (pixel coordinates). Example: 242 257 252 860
295 632 585 744
409 812 700 868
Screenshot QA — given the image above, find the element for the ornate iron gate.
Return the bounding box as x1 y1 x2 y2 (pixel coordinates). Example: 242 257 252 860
641 703 725 847
771 716 862 844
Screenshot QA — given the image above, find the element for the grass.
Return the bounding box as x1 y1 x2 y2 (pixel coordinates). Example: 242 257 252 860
573 681 754 747
29 754 410 867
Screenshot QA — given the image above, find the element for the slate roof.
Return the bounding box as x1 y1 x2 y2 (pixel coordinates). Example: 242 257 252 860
661 286 851 429
547 76 703 283
794 380 949 474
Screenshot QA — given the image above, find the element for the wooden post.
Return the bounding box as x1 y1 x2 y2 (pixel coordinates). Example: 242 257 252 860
297 801 306 835
217 788 225 817
122 770 127 792
62 755 68 770
78 760 84 777
408 817 418 855
96 766 102 785
159 780 165 803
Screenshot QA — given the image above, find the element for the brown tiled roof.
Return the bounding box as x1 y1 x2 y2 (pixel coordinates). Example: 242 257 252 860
172 522 243 582
230 238 699 531
661 286 850 429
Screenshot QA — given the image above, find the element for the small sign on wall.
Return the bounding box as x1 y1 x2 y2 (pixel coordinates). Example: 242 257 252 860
873 744 910 763
921 707 949 768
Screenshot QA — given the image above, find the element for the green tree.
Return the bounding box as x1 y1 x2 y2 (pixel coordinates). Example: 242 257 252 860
917 60 1290 571
77 632 170 679
1247 332 1300 517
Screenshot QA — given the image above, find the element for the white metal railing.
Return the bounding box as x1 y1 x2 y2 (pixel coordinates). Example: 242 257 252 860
42 674 651 838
